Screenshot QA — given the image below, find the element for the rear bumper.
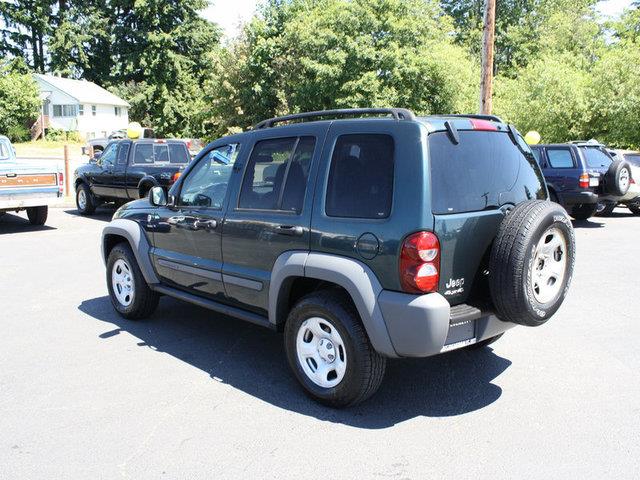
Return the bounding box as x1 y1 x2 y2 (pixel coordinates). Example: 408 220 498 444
561 190 599 206
0 189 62 211
378 291 515 357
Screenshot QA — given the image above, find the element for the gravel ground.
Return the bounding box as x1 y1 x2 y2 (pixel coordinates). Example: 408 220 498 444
1 206 639 479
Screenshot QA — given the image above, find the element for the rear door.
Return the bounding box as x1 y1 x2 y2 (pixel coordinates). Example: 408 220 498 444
221 125 327 314
429 129 547 305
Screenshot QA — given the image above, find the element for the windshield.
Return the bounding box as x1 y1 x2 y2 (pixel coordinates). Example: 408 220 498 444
429 131 546 214
581 147 613 169
0 140 11 160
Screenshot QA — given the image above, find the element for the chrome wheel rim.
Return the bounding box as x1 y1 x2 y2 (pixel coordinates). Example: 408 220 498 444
619 168 630 191
530 227 568 304
296 317 347 388
112 259 134 307
77 189 87 210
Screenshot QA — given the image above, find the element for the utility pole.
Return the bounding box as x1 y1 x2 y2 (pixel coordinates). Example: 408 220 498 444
479 0 496 115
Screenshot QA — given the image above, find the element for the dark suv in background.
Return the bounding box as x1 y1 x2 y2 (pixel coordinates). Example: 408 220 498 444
100 109 576 407
531 141 631 220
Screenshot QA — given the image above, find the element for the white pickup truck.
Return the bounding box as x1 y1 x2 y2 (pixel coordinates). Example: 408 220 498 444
0 135 64 226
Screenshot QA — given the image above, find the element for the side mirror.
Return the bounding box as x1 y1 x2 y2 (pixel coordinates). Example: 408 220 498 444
150 186 167 206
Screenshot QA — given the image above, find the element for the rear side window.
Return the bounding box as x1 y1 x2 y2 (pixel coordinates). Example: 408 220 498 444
581 147 613 169
239 136 315 213
547 149 574 168
326 134 394 219
429 131 545 214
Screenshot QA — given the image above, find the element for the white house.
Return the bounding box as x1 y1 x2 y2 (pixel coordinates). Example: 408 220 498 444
33 74 130 140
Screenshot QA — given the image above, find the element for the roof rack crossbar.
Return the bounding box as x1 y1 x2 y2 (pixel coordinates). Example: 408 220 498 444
253 108 416 129
429 114 504 123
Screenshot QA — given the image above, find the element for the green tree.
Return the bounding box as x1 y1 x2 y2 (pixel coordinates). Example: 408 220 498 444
202 0 478 138
0 0 54 72
0 59 41 141
493 53 591 143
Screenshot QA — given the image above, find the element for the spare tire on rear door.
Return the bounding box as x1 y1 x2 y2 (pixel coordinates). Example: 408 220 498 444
604 159 632 196
489 200 575 327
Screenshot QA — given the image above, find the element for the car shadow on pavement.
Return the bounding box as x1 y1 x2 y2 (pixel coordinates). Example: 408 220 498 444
571 219 604 229
79 295 511 428
63 208 114 222
0 213 56 234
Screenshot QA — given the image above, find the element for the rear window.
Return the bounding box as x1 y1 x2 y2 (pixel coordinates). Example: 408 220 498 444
581 147 612 169
133 143 189 164
624 154 640 167
429 131 546 214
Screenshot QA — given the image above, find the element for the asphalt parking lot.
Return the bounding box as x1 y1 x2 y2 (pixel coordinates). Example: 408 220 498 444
1 206 639 479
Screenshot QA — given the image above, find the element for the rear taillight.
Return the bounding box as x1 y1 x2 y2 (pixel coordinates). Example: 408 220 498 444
631 178 636 185
400 231 440 294
579 173 589 189
171 172 181 184
58 172 64 193
470 119 498 131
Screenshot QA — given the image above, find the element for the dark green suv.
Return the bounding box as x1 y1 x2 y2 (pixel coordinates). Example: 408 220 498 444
101 108 576 407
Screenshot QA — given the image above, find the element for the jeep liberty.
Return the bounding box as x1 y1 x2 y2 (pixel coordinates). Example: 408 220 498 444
101 109 576 407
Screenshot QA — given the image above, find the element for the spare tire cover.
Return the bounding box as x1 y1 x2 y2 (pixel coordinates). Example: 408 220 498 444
605 159 632 196
489 200 576 327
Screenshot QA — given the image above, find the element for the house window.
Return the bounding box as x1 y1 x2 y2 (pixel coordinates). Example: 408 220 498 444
79 105 84 116
114 106 122 116
52 104 78 117
92 105 97 116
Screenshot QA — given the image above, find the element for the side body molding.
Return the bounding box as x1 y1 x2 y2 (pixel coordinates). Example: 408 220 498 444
269 251 398 358
101 219 160 285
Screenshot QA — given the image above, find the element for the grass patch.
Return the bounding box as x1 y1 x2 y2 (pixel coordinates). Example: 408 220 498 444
13 140 85 160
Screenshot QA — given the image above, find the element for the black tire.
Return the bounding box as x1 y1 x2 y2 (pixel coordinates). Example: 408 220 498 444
571 203 598 221
489 200 575 327
106 242 159 319
628 202 640 215
466 333 504 350
284 290 386 408
595 201 617 217
76 182 96 215
604 159 632 196
26 206 48 225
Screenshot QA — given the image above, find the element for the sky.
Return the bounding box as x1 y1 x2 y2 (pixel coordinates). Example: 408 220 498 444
202 0 635 39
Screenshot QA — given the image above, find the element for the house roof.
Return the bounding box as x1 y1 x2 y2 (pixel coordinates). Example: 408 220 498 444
34 74 130 107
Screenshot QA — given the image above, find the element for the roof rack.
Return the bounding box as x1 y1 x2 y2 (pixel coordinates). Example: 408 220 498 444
428 114 504 123
253 108 416 129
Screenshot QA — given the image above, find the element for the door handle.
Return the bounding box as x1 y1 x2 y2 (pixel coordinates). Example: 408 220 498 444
194 219 218 230
167 215 186 225
275 225 304 236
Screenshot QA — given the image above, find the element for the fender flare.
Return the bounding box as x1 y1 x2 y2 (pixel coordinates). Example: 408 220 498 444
101 219 159 285
269 251 398 358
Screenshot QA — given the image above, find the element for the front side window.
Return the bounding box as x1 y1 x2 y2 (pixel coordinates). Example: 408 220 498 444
547 149 575 169
239 136 315 213
99 143 117 167
117 143 130 165
178 144 241 209
0 140 10 159
582 147 613 169
326 134 394 219
531 148 543 166
624 153 640 167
